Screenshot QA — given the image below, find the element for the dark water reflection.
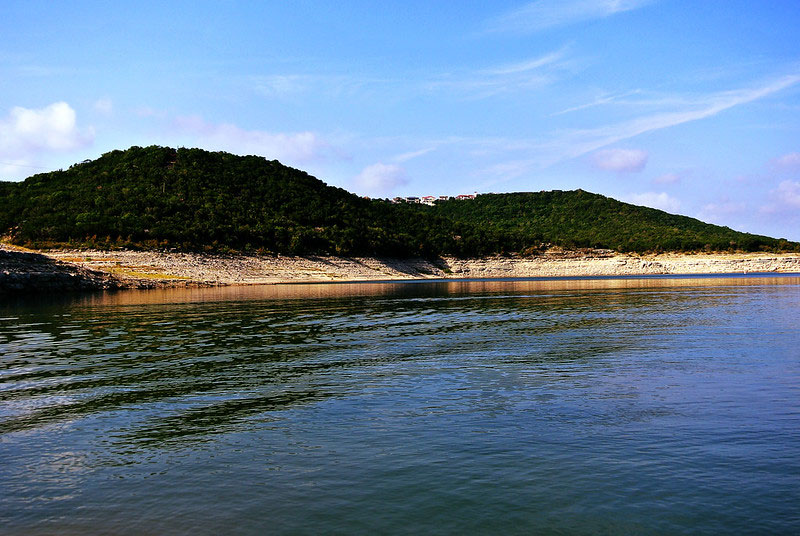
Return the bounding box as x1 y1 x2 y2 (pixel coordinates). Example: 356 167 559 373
2 275 799 534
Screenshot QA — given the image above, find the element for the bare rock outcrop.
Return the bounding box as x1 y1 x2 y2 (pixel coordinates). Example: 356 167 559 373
0 246 124 293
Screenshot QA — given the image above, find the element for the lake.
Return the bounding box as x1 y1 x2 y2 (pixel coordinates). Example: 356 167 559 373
2 275 799 534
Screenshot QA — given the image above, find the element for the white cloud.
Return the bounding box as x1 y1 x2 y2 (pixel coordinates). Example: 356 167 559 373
488 0 656 33
0 101 93 179
1 102 89 151
173 115 327 163
624 192 681 213
354 163 408 195
591 148 648 172
698 200 746 223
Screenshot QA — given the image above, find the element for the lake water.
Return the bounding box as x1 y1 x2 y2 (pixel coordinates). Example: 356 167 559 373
2 275 799 535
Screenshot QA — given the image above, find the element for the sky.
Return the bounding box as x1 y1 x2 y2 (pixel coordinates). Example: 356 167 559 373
2 0 800 240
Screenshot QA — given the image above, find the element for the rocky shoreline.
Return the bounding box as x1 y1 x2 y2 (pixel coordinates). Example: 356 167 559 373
0 247 123 293
2 244 799 293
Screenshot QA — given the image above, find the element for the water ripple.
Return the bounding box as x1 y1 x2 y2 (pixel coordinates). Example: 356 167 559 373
1 279 799 534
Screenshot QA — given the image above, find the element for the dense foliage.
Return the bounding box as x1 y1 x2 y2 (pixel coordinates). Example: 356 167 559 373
431 190 797 253
0 146 795 256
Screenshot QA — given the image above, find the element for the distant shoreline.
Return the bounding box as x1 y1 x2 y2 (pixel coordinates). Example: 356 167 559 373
3 245 799 292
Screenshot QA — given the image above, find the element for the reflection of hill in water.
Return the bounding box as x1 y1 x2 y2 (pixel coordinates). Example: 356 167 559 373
64 272 800 307
2 274 796 448
2 276 799 534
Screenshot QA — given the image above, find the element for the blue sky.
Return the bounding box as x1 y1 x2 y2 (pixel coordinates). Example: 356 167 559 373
2 0 800 240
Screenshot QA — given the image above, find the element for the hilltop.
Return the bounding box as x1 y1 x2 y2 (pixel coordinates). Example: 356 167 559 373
0 145 796 257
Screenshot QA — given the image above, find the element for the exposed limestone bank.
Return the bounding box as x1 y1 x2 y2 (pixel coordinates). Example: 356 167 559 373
28 248 800 289
444 252 800 279
42 249 451 286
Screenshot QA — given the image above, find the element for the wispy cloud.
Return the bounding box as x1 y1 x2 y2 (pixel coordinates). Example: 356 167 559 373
427 48 574 98
487 0 656 34
591 148 648 172
14 64 77 78
653 172 682 185
756 180 800 239
762 180 800 212
623 191 681 213
248 48 574 104
551 89 641 116
93 98 113 116
392 147 436 163
251 74 312 97
699 199 746 224
249 73 394 100
770 151 800 173
482 50 567 76
776 180 800 208
559 75 800 160
472 72 800 184
172 115 329 164
135 106 167 118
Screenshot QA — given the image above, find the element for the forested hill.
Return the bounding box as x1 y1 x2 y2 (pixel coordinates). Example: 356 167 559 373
431 190 798 254
0 145 796 256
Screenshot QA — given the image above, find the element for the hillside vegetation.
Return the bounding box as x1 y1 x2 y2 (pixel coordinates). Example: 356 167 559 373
0 146 796 256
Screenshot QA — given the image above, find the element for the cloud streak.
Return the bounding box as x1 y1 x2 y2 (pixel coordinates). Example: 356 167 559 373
482 50 567 76
248 48 575 104
488 0 656 33
551 89 642 116
392 147 436 163
475 73 800 184
559 74 800 161
427 48 574 99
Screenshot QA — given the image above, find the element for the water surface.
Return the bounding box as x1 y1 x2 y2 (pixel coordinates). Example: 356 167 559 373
2 275 799 534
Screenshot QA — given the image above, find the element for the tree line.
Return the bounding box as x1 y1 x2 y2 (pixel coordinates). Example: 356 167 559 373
0 146 795 256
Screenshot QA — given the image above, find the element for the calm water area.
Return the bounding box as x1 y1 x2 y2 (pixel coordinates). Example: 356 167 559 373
2 275 799 534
